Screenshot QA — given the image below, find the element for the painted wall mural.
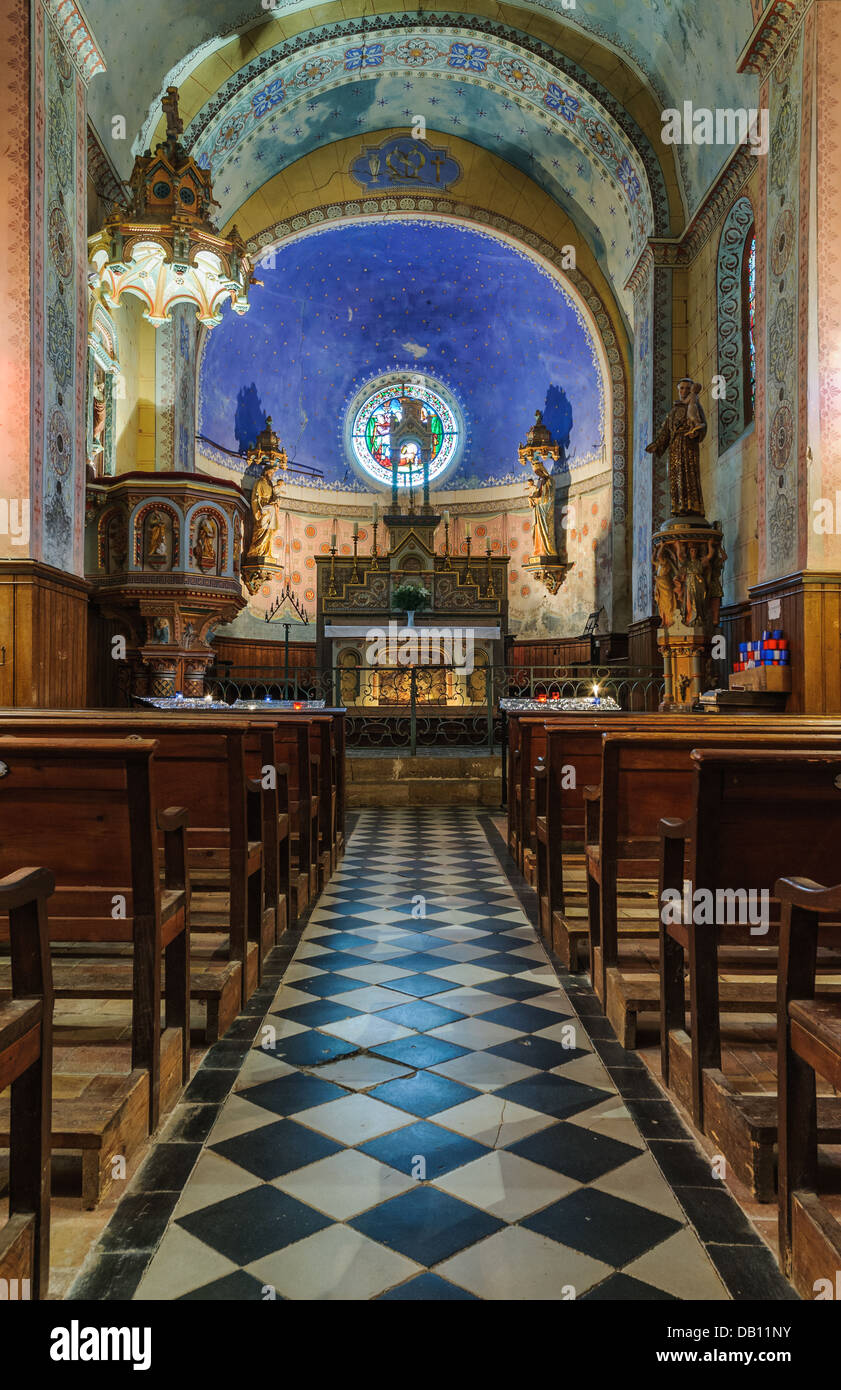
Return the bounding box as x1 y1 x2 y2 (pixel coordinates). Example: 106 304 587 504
198 220 608 490
758 24 808 579
175 19 664 309
39 6 86 575
87 0 756 219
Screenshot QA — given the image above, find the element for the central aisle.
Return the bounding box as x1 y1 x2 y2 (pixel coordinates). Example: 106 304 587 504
133 808 730 1301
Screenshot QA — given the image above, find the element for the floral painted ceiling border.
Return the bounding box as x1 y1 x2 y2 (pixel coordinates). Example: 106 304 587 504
180 17 666 242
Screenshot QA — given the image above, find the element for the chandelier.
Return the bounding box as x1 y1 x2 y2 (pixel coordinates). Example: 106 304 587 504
88 87 254 328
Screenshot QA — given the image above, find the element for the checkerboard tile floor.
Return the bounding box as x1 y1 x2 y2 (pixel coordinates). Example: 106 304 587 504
132 808 732 1301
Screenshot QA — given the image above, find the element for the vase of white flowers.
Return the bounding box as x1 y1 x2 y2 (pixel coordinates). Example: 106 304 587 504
392 581 432 628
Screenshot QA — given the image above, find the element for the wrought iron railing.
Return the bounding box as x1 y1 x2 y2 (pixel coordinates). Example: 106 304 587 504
205 664 665 756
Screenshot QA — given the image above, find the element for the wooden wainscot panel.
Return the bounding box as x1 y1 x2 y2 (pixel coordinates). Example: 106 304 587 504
0 561 89 707
749 571 841 713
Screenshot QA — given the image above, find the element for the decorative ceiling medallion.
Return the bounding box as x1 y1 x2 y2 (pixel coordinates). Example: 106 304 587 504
343 372 464 490
350 136 461 192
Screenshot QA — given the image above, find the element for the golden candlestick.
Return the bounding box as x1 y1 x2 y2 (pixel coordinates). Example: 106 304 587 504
443 519 452 570
351 532 360 584
327 543 338 597
485 545 496 598
370 519 380 570
465 534 474 586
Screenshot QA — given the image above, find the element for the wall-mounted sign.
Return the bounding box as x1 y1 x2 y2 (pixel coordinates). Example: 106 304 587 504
350 136 460 191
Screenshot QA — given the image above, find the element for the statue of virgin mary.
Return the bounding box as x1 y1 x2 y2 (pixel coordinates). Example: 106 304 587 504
527 458 557 558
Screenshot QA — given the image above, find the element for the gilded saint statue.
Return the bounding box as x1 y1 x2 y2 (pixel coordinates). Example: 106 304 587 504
652 547 677 628
526 457 557 557
646 378 707 519
245 462 282 561
194 517 217 572
146 510 168 564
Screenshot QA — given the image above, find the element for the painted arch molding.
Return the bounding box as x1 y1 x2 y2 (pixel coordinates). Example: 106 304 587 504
85 0 760 215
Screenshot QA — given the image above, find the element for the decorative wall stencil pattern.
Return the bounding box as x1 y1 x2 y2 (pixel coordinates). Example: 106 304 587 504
40 11 82 573
760 23 804 576
631 268 654 621
716 194 755 452
814 0 841 569
198 220 608 489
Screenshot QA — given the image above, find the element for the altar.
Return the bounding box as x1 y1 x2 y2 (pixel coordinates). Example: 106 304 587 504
315 503 509 709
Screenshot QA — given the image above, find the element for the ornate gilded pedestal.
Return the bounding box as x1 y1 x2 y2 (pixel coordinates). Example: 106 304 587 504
86 472 249 698
652 518 726 710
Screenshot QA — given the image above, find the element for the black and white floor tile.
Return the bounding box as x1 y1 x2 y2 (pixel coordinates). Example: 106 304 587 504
84 805 784 1302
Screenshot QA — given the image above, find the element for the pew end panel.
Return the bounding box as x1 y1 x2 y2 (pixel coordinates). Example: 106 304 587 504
776 874 841 1294
0 866 54 1298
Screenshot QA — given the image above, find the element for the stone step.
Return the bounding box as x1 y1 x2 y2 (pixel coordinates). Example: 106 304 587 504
347 753 502 806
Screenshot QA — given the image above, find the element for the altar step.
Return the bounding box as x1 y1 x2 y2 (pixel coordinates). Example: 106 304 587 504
347 751 502 807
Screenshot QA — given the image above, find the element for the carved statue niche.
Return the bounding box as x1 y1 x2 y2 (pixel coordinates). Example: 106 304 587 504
144 509 171 570
193 515 218 573
106 510 128 574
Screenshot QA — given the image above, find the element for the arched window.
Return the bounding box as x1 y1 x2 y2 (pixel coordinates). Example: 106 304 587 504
716 196 755 452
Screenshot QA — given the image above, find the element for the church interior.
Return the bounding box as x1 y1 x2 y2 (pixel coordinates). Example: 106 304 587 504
2 0 841 1331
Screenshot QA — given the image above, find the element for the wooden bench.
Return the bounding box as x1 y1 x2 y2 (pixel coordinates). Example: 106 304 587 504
0 705 345 937
658 749 841 1200
586 729 841 1049
0 867 53 1299
776 874 841 1297
535 716 670 962
0 715 276 1027
534 715 841 970
0 738 189 1206
236 710 345 898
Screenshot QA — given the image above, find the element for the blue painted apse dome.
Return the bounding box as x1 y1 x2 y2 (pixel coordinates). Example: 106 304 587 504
197 220 607 489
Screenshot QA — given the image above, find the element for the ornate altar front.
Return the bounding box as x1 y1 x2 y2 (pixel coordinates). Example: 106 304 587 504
315 505 509 709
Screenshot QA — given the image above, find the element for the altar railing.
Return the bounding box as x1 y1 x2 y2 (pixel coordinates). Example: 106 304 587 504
205 663 665 756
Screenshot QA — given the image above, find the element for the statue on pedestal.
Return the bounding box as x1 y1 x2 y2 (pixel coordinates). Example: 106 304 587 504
646 378 707 519
517 408 572 594
245 461 283 562
526 456 557 558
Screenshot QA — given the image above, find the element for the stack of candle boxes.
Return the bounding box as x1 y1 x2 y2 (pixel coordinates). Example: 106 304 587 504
732 631 790 673
729 630 791 693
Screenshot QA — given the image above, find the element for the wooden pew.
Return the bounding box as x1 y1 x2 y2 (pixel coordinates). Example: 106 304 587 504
533 715 841 971
586 729 841 1048
658 749 841 1199
0 704 345 936
0 867 53 1299
0 738 189 1206
535 716 670 962
776 874 841 1297
0 714 275 1025
236 710 345 895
